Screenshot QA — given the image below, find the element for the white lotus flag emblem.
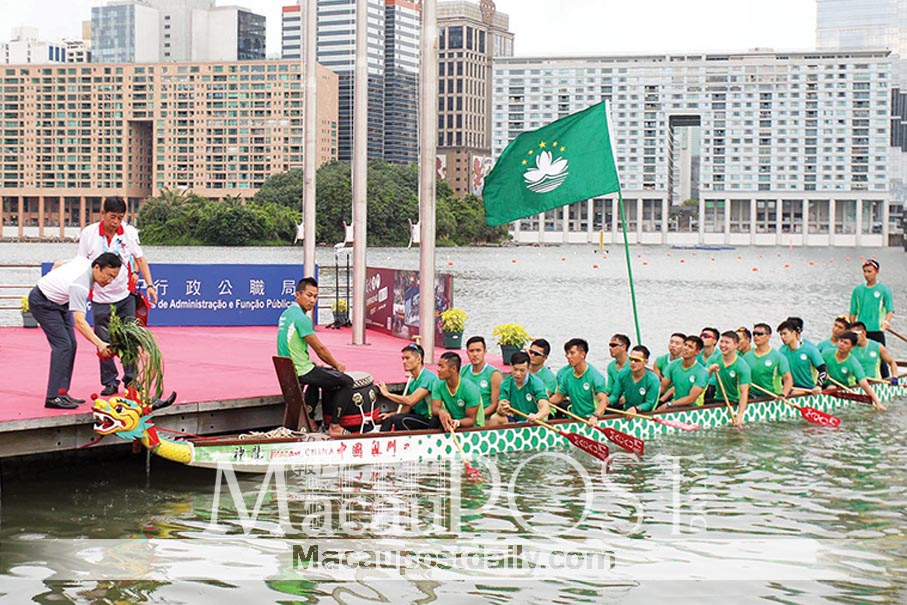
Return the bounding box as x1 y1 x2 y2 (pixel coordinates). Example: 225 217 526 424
523 147 568 193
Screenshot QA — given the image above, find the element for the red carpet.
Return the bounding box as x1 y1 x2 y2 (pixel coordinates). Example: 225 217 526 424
0 325 502 423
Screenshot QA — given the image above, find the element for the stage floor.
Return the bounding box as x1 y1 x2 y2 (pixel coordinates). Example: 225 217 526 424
0 325 500 423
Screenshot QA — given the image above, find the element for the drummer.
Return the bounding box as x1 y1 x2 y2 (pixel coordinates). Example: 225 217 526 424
277 277 353 438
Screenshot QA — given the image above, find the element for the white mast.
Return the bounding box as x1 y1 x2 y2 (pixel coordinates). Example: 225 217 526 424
418 0 438 361
303 0 318 279
351 0 369 344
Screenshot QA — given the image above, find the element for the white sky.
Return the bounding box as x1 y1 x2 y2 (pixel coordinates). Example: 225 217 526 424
2 0 818 57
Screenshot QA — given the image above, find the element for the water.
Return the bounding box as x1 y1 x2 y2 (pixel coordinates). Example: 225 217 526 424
1 242 907 603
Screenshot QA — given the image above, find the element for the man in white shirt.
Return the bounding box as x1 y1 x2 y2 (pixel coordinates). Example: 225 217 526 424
78 197 157 396
28 253 123 409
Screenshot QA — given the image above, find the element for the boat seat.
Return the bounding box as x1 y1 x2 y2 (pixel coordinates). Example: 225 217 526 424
272 355 317 433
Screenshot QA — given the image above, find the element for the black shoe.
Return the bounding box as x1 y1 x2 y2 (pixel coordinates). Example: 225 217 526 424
100 384 118 396
45 397 79 410
62 394 85 404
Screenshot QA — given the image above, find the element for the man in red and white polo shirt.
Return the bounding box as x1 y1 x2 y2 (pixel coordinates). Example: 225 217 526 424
78 196 157 396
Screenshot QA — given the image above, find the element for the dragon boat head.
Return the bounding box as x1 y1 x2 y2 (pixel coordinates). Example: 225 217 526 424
92 389 177 442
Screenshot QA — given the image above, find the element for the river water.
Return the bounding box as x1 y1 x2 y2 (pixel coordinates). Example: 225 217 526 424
1 242 906 603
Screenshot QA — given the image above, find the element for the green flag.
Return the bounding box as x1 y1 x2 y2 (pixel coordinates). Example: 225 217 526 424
482 102 621 226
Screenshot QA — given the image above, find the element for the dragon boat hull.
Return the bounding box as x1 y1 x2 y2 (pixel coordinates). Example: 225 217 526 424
181 385 904 472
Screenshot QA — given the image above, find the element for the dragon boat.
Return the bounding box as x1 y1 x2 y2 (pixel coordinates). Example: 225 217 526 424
91 383 905 473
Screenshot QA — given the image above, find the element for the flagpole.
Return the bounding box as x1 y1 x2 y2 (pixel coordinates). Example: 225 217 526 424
617 192 642 345
604 100 642 345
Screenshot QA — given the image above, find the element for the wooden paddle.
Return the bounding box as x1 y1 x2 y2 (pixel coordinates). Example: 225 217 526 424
509 408 610 461
792 385 872 404
605 406 700 431
714 373 739 425
886 326 907 345
750 383 841 428
825 376 877 405
548 402 644 456
449 429 483 482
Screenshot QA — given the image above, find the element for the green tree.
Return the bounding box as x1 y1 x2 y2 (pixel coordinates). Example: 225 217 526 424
252 169 304 208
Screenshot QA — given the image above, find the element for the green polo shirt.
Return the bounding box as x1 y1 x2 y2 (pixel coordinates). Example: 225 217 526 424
555 364 608 417
664 358 709 405
655 353 679 377
431 378 485 427
531 365 557 395
499 373 549 416
460 363 501 411
277 304 315 376
743 348 790 396
780 341 825 389
850 282 894 332
851 340 883 380
608 367 661 412
822 349 866 388
606 358 627 393
406 368 438 418
714 353 752 403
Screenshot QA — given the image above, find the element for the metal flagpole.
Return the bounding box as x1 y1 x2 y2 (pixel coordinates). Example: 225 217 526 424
605 100 642 344
418 0 438 363
302 0 317 280
351 0 368 345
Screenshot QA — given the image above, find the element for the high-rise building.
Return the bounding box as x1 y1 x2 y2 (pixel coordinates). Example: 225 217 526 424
314 0 387 162
383 0 421 164
1 27 69 64
0 60 339 238
493 51 891 247
437 0 513 198
817 0 906 233
92 1 173 63
281 4 303 60
64 39 92 63
191 6 266 61
91 0 265 63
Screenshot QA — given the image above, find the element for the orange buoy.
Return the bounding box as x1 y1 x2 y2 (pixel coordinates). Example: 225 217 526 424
680 259 685 263
447 261 454 266
592 264 599 269
512 259 517 263
752 267 758 272
737 256 742 260
561 257 566 261
784 263 790 268
710 257 716 262
642 261 648 266
809 261 815 266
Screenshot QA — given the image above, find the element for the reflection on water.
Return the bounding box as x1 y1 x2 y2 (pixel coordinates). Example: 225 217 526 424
2 401 907 603
1 243 907 602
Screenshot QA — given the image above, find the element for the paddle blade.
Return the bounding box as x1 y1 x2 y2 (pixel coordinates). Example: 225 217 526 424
798 405 841 428
822 389 873 404
651 416 701 431
601 426 645 456
560 430 610 461
463 463 483 483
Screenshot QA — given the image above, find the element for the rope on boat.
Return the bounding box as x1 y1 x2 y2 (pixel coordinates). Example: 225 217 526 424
237 427 330 441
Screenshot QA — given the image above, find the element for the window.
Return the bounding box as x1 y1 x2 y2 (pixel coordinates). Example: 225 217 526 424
703 200 725 233
808 200 829 234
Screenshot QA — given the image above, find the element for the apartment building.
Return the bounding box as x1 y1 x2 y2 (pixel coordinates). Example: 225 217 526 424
0 60 338 238
493 50 892 247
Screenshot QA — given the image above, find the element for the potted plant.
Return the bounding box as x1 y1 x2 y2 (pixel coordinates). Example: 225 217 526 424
440 308 467 349
21 296 38 328
492 322 530 365
331 299 349 326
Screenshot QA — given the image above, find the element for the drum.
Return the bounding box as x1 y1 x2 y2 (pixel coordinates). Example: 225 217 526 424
324 371 380 432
